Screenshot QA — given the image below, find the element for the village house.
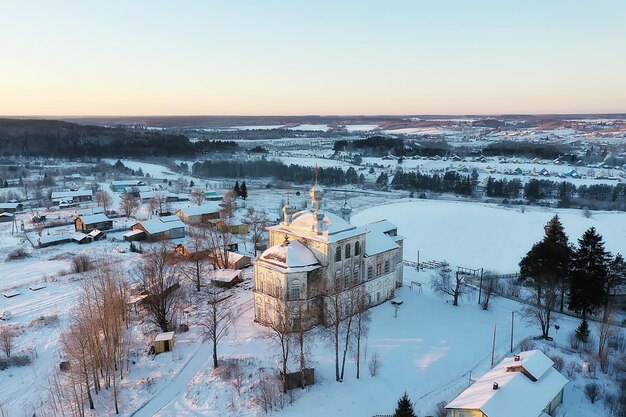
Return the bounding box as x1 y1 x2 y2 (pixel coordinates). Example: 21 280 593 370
51 189 93 205
446 350 568 417
253 180 403 330
74 213 113 233
176 203 221 224
0 202 23 213
110 180 145 193
126 215 186 242
139 190 182 204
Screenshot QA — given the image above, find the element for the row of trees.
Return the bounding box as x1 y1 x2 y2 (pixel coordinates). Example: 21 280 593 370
43 258 128 416
192 159 364 186
519 216 625 345
389 169 479 196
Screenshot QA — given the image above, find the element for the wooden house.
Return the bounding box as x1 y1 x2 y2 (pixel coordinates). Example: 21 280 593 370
75 213 113 233
446 350 567 417
0 202 23 213
176 203 221 224
51 189 93 205
129 216 186 242
211 269 243 288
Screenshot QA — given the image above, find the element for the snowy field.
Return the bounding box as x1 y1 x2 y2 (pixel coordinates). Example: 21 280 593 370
353 199 626 273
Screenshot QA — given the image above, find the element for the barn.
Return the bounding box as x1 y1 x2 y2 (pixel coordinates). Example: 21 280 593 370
130 216 186 242
0 202 23 213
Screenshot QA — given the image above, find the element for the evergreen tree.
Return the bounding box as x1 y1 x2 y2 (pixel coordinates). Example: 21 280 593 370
519 215 573 311
394 392 417 417
575 318 590 344
189 180 194 188
233 180 241 197
239 181 248 199
569 227 611 316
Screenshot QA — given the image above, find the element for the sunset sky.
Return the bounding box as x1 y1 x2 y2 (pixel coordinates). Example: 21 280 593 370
1 1 625 116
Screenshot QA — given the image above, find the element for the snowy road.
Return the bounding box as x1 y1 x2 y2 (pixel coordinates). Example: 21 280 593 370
129 298 254 417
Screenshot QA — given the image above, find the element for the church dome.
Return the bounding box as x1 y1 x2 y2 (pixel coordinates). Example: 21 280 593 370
259 239 319 270
289 210 353 234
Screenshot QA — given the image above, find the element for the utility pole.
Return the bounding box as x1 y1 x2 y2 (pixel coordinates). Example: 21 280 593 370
491 323 497 367
416 250 420 271
510 311 514 353
478 268 484 305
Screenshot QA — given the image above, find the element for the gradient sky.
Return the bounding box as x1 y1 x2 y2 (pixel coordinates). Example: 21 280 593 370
1 1 625 116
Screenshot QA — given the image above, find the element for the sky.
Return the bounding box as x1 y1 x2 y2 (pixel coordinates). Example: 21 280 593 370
1 1 625 116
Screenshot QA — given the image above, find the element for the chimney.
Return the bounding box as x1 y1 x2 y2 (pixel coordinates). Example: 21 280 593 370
514 355 520 362
492 382 499 390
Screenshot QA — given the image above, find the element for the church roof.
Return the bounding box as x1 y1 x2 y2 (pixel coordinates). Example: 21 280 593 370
257 240 320 273
289 210 354 235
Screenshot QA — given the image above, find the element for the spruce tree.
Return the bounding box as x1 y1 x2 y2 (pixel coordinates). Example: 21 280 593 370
394 392 416 417
233 181 240 197
575 318 590 344
569 227 610 316
239 181 248 200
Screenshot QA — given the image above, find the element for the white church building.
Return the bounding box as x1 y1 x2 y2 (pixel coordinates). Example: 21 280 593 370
253 180 404 330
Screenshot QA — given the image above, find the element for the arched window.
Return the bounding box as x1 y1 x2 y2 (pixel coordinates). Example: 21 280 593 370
345 243 351 258
335 246 341 262
354 241 361 256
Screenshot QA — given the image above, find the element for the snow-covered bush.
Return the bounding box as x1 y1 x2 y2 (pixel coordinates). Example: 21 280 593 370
584 382 600 403
566 361 582 379
369 351 382 377
6 248 30 261
71 254 92 273
550 355 565 372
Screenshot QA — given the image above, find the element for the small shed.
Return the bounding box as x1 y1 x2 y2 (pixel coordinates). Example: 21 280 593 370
123 229 146 241
0 212 14 223
211 269 243 288
154 331 175 354
0 202 23 213
75 213 113 233
88 229 107 241
227 251 251 270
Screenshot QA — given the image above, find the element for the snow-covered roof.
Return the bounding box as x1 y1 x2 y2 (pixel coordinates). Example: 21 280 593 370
289 210 353 235
211 269 242 282
88 229 104 238
257 239 320 273
137 217 185 234
139 191 179 200
228 252 248 263
362 219 397 235
0 202 21 209
154 331 175 341
0 212 14 218
39 233 71 244
71 232 90 242
364 231 399 256
123 229 145 238
446 350 568 417
176 203 221 217
111 180 142 186
79 213 111 225
51 189 93 199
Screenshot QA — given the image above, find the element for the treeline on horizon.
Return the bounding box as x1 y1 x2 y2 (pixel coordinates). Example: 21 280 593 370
0 118 238 158
334 136 574 160
192 158 364 186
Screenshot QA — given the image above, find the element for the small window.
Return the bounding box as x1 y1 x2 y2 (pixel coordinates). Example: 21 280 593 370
345 244 351 259
353 264 359 279
367 265 373 280
354 241 361 256
376 263 382 276
290 286 301 300
335 246 342 262
384 260 390 274
257 280 264 293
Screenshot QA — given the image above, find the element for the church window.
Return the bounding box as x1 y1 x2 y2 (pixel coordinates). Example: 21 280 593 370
345 243 351 259
354 241 361 256
376 263 382 276
335 246 341 262
367 265 373 280
384 260 390 274
290 285 301 300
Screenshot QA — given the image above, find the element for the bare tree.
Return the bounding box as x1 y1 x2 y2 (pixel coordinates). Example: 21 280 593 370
147 196 159 219
598 310 616 372
137 243 181 332
95 190 113 212
0 325 15 358
153 191 170 215
190 188 206 206
206 208 235 269
183 225 210 292
263 303 293 393
119 192 139 218
368 351 381 377
430 262 468 306
352 287 371 379
325 283 358 382
221 190 237 220
245 207 268 257
200 285 234 369
522 286 558 340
